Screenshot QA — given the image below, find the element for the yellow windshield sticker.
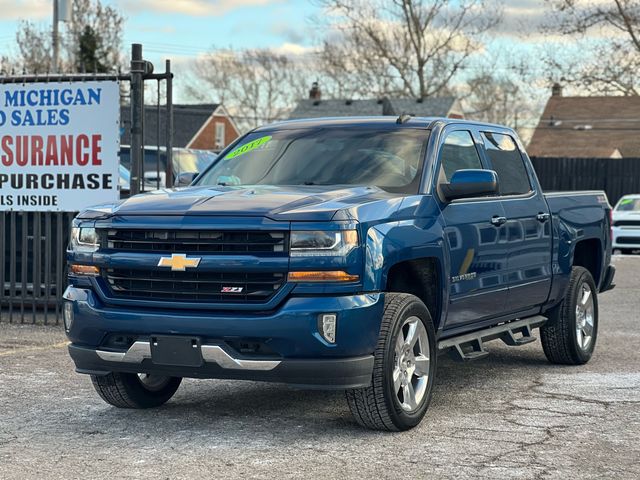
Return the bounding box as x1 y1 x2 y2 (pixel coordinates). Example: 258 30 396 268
225 135 272 160
620 198 634 205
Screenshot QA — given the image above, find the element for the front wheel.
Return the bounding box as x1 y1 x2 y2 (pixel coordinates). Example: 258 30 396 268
91 372 182 408
540 267 598 365
346 293 437 431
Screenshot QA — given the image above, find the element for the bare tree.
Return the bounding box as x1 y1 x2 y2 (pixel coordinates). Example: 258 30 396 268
463 72 521 124
64 0 124 72
187 48 307 131
0 55 13 75
543 0 640 95
12 0 124 74
315 0 500 99
460 67 542 142
15 21 52 73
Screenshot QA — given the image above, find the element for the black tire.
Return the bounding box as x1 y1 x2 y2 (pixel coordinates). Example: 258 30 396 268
346 293 437 431
91 372 182 408
620 248 635 255
540 267 598 365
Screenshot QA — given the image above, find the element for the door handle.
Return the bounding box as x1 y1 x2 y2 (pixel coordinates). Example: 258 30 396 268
491 216 507 227
536 212 550 223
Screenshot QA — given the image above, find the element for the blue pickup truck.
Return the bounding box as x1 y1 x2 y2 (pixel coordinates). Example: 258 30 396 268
65 117 615 431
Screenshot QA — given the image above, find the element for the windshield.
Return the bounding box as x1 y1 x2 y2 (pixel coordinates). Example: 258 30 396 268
615 197 640 212
196 127 429 193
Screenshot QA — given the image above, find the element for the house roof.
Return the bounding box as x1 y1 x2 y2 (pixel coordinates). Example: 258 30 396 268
527 96 640 158
120 104 220 148
387 97 461 117
287 96 461 119
288 99 388 119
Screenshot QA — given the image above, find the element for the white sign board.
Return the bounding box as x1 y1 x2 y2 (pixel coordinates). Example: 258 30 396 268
0 81 120 212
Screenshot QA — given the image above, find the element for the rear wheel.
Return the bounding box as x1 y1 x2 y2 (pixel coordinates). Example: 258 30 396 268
540 267 598 365
346 293 437 431
91 372 182 408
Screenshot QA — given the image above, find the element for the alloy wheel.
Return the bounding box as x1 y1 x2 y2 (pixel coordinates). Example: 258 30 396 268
393 316 431 412
575 283 595 350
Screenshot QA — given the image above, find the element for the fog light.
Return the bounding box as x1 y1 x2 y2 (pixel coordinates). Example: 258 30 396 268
319 313 337 344
70 264 100 276
63 302 74 332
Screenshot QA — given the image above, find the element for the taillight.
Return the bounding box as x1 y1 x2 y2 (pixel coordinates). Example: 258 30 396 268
609 209 614 242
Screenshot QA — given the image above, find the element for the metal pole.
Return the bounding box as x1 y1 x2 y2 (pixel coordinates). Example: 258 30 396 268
156 80 161 190
52 0 59 73
130 43 144 195
165 59 174 188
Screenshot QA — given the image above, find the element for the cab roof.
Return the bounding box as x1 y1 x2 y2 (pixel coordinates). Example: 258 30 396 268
254 116 501 132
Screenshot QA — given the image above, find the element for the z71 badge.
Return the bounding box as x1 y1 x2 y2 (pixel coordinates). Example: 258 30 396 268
221 287 244 293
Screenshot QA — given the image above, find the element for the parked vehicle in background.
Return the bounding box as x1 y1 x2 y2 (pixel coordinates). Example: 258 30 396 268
118 165 156 198
612 194 640 254
66 117 615 431
119 146 218 189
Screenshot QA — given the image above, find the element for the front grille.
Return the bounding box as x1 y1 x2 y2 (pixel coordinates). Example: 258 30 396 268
103 268 286 303
614 220 640 228
617 237 640 245
102 229 288 255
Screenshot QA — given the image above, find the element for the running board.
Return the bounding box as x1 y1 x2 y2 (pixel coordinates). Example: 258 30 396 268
437 316 547 362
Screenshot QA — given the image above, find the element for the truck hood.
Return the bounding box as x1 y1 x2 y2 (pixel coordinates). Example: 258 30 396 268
103 185 399 221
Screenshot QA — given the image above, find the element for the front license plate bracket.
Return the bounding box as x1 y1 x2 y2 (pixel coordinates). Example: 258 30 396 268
150 335 203 367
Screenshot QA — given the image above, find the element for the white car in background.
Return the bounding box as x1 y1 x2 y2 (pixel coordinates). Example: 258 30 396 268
612 194 640 254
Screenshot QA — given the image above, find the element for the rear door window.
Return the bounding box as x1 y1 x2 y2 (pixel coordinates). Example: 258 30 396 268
481 132 532 196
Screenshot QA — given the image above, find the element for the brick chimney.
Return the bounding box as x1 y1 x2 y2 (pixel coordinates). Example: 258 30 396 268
551 82 563 97
309 81 321 100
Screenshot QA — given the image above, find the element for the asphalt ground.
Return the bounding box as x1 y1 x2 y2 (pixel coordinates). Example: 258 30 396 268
1 256 639 479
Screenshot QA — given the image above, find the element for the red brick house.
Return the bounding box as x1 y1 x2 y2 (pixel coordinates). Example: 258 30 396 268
187 104 241 150
121 103 241 152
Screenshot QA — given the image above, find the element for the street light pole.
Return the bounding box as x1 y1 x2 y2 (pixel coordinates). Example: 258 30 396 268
52 0 59 73
52 0 72 73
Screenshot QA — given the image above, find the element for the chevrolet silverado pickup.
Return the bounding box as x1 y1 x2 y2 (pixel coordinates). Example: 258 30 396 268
65 117 615 431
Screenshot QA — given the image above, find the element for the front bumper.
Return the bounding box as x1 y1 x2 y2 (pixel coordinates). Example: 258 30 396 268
64 286 384 389
612 227 640 250
68 342 374 389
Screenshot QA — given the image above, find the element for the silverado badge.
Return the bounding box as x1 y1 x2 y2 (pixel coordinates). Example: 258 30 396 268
157 254 201 272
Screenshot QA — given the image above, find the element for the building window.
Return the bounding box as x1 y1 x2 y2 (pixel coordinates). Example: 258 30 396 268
215 122 225 149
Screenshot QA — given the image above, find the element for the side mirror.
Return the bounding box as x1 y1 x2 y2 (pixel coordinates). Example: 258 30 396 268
174 172 198 187
440 169 498 201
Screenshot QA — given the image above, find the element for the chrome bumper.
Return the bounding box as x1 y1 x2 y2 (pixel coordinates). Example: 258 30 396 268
68 342 375 389
95 341 281 371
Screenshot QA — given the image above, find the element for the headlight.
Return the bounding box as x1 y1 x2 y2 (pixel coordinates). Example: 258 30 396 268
69 227 99 253
290 230 358 257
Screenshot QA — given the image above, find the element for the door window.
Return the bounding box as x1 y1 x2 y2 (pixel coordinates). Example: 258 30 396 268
439 130 483 181
481 132 531 196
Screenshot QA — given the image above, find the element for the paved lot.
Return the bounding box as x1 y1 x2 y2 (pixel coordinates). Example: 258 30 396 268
1 256 639 479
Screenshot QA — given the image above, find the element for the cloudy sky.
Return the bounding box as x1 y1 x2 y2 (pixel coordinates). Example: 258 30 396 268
0 0 319 59
0 0 552 60
0 0 565 115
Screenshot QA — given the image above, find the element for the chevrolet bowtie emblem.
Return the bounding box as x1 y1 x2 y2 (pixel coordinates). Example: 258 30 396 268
157 254 201 272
